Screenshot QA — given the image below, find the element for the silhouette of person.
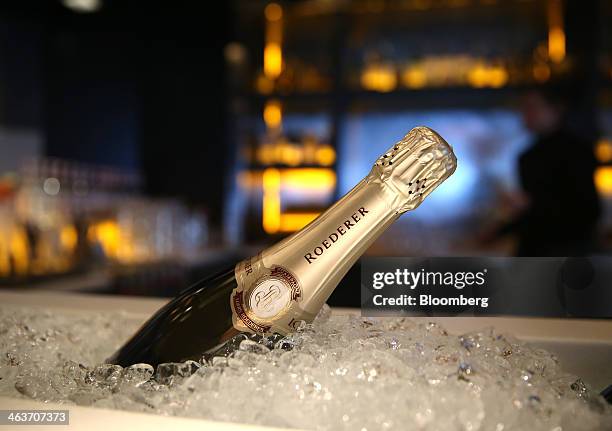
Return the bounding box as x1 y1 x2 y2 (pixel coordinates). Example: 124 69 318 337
495 85 601 256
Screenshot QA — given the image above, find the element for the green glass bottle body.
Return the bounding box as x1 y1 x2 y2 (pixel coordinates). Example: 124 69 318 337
108 266 240 366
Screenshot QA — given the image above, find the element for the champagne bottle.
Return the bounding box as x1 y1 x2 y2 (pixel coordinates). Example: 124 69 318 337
108 127 457 366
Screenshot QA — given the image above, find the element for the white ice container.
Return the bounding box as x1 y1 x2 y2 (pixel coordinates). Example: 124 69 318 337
1 290 611 431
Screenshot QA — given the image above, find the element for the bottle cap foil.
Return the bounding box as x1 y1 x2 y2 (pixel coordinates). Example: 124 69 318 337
370 126 458 213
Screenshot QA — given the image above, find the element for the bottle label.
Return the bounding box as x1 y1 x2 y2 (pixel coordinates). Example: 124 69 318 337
231 183 396 335
232 253 312 335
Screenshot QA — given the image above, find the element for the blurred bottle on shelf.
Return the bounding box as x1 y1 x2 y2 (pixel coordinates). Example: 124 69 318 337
13 158 74 277
0 157 209 283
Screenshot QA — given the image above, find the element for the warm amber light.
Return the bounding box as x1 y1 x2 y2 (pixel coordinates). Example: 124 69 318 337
238 170 259 189
258 140 304 167
595 166 612 196
256 74 274 94
410 0 433 10
264 43 283 80
548 27 566 64
401 66 427 89
467 63 489 88
257 144 274 165
9 226 29 276
467 63 508 88
255 139 335 167
595 139 612 163
262 168 336 233
263 99 282 130
0 236 9 277
547 0 565 64
315 145 336 166
488 66 508 88
281 142 303 166
262 168 282 233
88 220 121 259
263 3 283 80
279 212 319 232
60 225 78 252
361 63 397 93
264 3 282 21
533 63 551 82
281 168 336 190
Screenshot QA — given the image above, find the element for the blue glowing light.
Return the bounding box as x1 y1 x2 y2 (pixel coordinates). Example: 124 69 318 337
338 110 531 223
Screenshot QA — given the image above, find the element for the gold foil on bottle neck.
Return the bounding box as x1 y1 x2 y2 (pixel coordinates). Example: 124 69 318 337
368 126 457 214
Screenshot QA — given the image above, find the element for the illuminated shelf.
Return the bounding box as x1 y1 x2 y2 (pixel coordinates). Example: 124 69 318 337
239 85 532 110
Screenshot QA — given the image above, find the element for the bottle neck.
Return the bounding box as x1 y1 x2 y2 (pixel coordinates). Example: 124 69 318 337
261 176 399 315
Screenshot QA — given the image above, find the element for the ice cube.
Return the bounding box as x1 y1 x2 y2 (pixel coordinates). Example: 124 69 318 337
122 363 154 386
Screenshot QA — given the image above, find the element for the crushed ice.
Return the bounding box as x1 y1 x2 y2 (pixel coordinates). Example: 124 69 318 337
1 304 611 430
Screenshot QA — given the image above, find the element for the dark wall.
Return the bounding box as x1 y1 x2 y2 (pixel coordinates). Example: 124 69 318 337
0 9 43 129
43 7 142 168
138 2 231 225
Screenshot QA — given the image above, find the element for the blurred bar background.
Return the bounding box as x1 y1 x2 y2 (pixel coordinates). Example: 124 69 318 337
0 0 611 306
